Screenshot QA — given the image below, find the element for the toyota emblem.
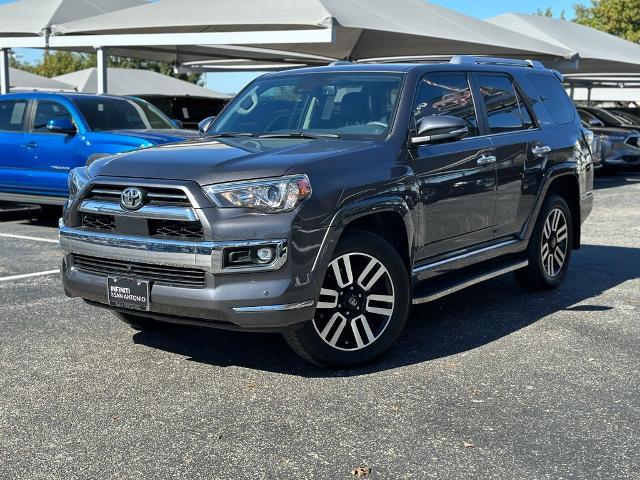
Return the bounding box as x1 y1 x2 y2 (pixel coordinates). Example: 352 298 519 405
120 187 146 211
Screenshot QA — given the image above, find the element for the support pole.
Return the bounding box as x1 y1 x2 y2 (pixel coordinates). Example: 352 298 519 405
96 47 107 94
0 48 10 95
587 87 592 106
569 84 575 100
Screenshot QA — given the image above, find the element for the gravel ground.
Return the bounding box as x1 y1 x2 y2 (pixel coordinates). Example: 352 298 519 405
0 174 638 480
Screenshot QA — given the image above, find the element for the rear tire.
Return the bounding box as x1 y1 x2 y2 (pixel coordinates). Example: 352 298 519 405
39 205 62 218
515 194 573 291
114 312 165 331
283 230 410 368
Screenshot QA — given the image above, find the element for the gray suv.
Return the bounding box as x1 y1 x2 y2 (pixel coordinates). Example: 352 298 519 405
60 57 594 367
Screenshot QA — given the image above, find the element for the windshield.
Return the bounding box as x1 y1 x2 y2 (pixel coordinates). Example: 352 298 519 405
209 72 404 139
74 96 175 131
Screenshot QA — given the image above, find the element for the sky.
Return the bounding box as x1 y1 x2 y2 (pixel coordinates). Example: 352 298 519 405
2 0 587 93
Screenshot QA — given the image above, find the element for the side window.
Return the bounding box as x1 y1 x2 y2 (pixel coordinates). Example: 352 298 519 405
477 75 531 134
413 74 479 138
528 74 575 125
33 101 74 133
0 100 28 132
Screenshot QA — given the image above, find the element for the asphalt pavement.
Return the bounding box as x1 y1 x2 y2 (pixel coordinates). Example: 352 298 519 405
0 174 638 480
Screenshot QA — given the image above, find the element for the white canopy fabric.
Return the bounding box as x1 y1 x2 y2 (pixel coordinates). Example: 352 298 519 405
53 67 231 99
7 67 75 91
571 88 640 103
53 0 577 63
488 14 640 74
0 0 145 39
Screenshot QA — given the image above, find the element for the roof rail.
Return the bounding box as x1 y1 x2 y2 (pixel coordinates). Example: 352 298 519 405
450 55 545 69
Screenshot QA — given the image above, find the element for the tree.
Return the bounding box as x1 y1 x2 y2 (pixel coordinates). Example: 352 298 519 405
574 0 640 43
9 50 202 85
534 7 566 20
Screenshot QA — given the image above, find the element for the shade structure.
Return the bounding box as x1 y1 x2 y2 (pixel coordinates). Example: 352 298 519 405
53 67 231 99
0 0 145 43
488 14 640 74
7 67 75 92
52 0 576 63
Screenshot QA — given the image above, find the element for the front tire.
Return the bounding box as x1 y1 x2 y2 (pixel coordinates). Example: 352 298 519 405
283 230 410 368
516 194 573 290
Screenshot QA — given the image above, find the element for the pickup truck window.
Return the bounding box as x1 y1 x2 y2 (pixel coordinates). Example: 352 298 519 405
74 97 175 132
477 75 532 134
0 100 28 132
33 101 74 133
211 73 403 139
413 74 479 138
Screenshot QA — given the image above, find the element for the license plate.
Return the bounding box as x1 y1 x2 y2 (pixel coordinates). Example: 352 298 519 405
108 277 150 311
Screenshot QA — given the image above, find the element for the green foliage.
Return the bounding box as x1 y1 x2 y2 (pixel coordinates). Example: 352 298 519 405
10 50 202 85
534 7 566 19
574 0 640 42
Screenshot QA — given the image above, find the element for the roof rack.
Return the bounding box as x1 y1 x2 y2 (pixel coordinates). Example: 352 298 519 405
450 55 545 69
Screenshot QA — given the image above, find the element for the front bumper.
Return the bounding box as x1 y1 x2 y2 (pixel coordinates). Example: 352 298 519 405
601 138 640 166
59 222 318 331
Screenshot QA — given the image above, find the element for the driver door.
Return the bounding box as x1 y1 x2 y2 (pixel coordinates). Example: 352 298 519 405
411 73 497 262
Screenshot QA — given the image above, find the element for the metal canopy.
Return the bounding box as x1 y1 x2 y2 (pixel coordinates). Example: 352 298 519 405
53 67 231 99
7 67 75 91
53 0 576 62
488 14 640 74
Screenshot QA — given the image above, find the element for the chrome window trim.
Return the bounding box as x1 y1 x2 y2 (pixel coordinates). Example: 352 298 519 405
59 222 287 274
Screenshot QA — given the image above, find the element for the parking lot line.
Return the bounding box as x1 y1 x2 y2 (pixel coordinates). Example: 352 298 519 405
0 270 60 283
0 233 58 244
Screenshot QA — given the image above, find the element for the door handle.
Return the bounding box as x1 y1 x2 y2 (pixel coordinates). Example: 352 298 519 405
532 145 551 157
476 154 497 166
24 141 39 149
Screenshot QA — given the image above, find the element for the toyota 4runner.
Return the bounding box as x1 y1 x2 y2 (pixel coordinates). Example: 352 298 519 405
59 57 594 367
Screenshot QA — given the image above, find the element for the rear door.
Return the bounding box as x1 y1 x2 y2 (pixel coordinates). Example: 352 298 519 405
411 72 497 262
25 99 83 196
473 73 547 239
0 98 30 193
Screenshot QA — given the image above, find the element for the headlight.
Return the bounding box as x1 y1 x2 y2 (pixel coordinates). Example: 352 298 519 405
67 167 91 201
203 175 312 213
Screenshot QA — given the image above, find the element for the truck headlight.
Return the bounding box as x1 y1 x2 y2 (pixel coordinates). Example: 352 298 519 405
203 175 311 213
67 167 91 201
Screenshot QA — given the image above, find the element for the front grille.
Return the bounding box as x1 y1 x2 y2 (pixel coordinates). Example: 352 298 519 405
82 213 116 232
150 220 204 240
86 185 191 206
73 254 206 288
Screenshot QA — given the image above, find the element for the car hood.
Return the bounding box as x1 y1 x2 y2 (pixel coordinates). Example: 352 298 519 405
88 137 374 184
106 129 201 144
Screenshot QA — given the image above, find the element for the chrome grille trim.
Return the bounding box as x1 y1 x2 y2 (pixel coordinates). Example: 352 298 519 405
79 199 199 222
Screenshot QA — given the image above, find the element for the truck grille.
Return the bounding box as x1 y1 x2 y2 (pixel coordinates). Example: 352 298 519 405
149 220 204 240
72 254 206 288
82 213 116 232
86 185 191 206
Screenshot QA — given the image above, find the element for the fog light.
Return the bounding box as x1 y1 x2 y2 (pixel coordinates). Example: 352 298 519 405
256 247 275 263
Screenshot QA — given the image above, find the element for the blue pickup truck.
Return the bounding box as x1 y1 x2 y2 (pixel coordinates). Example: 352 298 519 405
0 92 199 208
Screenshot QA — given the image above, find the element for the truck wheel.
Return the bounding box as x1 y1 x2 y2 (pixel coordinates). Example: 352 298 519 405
516 194 573 291
283 230 410 368
39 205 62 218
114 312 165 331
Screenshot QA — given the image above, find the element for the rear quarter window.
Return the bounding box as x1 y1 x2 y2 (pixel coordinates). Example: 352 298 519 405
528 74 575 125
0 100 28 132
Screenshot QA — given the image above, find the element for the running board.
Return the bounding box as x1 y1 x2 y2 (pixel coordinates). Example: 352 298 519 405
412 259 528 305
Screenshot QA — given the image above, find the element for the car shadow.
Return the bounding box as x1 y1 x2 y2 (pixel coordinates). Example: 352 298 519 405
132 243 639 377
594 169 640 189
0 203 60 227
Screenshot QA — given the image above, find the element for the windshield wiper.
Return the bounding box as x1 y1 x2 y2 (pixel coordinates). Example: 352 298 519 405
258 131 340 139
207 132 255 138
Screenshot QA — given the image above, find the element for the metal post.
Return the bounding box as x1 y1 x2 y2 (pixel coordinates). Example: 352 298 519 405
569 84 575 100
0 48 10 95
96 47 107 94
587 87 592 106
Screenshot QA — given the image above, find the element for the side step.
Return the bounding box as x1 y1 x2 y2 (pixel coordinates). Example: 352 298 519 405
412 259 528 305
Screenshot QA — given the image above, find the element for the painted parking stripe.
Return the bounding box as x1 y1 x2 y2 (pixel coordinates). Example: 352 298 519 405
0 233 58 244
0 270 60 283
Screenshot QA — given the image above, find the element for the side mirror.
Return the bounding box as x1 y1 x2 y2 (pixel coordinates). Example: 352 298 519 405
411 115 468 146
171 119 184 129
47 118 76 135
589 118 605 127
198 116 216 135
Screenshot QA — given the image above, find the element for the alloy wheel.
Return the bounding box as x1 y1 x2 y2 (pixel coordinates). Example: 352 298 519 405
313 252 396 352
541 207 569 277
